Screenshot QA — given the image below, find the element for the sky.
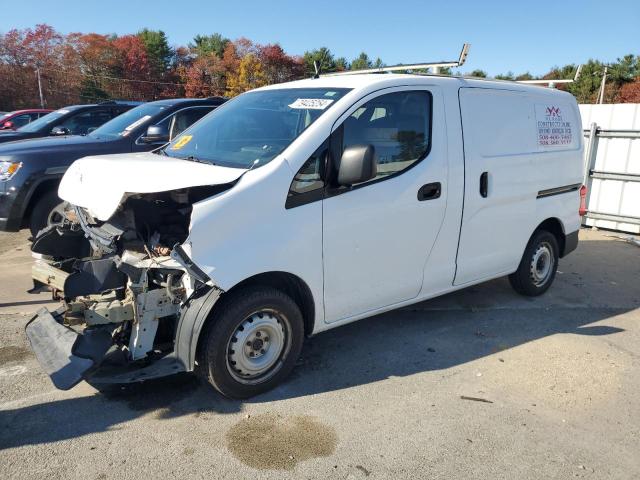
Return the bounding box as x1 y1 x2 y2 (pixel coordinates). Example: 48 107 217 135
1 0 638 76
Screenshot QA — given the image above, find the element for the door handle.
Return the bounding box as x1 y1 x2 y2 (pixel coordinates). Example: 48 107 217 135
418 182 441 201
480 172 488 198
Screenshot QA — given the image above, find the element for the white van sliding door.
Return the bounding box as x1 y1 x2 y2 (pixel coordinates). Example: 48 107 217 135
455 88 539 285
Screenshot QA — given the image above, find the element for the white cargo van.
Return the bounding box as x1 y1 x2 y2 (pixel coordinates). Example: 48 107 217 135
27 74 585 398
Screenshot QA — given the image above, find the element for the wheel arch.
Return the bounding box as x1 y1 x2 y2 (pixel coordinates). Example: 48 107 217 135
533 217 566 257
178 271 316 372
21 176 62 228
222 271 316 337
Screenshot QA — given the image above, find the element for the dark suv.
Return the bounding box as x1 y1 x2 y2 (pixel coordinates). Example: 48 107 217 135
0 97 225 235
0 101 141 144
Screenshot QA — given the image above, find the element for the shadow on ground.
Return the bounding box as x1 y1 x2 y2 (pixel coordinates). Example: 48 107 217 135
0 236 637 450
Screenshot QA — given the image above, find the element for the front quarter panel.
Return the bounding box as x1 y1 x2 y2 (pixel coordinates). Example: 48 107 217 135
185 156 325 329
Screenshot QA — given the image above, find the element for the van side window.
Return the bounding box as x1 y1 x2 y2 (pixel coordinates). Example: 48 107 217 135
341 91 431 184
286 141 328 208
169 107 213 140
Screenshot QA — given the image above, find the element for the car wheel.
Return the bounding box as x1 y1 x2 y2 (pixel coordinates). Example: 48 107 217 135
509 230 559 296
199 286 305 399
30 190 67 237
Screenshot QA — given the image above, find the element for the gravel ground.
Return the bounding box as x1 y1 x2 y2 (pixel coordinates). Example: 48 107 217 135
0 229 638 479
0 230 30 256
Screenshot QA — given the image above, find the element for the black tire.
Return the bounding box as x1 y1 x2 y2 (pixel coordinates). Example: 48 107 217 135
199 286 304 399
509 230 559 296
29 189 66 237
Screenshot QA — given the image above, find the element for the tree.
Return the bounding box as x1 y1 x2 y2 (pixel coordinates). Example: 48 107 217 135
227 53 267 96
351 52 373 71
495 71 515 80
618 79 640 103
190 33 229 58
334 57 349 71
112 35 153 99
543 64 579 81
468 69 487 78
303 47 336 76
182 54 224 97
349 53 384 71
69 33 118 100
515 72 534 81
137 29 173 73
258 43 304 84
0 24 67 108
562 60 604 103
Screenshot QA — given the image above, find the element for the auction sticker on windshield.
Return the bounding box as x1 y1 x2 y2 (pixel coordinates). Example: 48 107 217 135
289 98 334 110
171 135 192 150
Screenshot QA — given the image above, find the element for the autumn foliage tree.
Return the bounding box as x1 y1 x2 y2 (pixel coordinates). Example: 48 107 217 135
1 24 638 110
618 79 640 103
227 53 267 97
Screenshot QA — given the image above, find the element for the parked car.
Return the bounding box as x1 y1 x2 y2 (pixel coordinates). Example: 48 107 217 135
0 109 53 130
26 75 585 399
0 97 225 235
0 101 140 144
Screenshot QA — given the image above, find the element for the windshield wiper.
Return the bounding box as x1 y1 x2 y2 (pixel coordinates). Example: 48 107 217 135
178 155 213 165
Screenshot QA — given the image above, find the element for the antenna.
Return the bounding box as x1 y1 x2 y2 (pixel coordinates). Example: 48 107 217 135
313 61 320 79
322 43 471 77
517 64 583 88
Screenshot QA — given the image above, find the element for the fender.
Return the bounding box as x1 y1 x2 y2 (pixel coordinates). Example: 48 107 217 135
18 172 64 221
174 286 223 371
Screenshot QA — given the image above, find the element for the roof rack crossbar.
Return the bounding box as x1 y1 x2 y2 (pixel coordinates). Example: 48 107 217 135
517 65 583 87
321 43 470 77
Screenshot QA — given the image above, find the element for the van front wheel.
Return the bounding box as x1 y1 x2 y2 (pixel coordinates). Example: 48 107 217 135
199 286 304 399
509 230 559 296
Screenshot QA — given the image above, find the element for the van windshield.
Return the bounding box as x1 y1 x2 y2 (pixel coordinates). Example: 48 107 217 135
163 88 350 168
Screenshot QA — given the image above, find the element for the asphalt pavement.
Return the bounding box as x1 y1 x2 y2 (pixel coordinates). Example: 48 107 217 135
0 228 639 479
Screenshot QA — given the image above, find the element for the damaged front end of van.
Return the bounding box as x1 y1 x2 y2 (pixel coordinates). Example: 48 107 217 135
25 153 244 390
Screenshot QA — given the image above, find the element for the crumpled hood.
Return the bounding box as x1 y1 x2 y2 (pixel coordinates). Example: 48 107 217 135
59 152 245 221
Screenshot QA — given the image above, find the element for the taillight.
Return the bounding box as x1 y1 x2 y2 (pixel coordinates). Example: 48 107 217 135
579 185 587 216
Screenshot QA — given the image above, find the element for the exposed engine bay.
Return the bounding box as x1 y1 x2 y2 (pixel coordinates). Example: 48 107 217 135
27 184 230 390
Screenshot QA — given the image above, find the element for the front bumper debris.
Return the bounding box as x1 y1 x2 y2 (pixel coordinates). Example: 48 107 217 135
25 308 113 390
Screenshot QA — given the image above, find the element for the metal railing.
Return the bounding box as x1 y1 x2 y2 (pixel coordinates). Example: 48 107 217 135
582 123 640 226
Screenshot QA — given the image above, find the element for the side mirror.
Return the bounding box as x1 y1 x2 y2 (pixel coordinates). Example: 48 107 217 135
337 144 377 186
141 124 169 144
51 126 70 136
1 121 13 130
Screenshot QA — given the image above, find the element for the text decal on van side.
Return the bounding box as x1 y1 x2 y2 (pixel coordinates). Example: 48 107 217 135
535 104 573 148
288 98 334 110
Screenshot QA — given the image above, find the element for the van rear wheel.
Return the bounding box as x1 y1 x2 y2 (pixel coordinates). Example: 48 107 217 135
509 230 559 296
199 286 304 399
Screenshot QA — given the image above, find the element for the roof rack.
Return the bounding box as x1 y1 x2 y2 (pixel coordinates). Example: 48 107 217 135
516 65 583 88
321 43 471 77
